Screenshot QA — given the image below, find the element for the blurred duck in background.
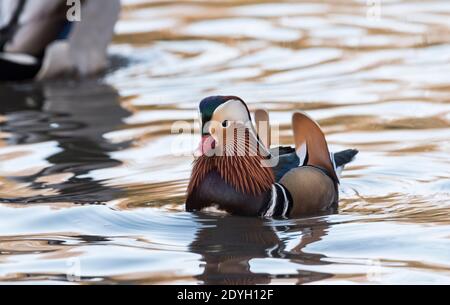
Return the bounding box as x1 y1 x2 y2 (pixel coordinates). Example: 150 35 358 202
0 0 120 81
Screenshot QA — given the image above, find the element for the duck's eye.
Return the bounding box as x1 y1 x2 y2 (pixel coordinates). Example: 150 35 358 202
222 120 229 128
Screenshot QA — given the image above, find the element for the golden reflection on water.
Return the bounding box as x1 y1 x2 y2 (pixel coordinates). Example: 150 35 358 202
112 0 450 219
0 0 449 284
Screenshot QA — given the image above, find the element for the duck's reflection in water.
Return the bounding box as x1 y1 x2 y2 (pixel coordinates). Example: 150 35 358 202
189 214 333 284
0 81 130 204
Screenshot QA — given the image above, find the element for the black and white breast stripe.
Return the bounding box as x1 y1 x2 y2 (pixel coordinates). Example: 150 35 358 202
261 183 292 218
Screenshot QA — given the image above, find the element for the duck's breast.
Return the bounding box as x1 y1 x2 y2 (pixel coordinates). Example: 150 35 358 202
186 171 270 216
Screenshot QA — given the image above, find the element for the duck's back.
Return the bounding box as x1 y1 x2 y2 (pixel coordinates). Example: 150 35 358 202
270 146 298 181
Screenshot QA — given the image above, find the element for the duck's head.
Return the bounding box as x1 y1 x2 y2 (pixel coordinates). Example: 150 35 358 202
196 95 255 156
190 96 274 195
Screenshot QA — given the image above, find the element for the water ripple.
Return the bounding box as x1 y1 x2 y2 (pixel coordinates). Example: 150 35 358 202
0 0 449 284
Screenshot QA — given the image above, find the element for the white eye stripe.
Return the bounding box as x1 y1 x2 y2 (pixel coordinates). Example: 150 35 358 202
212 99 251 123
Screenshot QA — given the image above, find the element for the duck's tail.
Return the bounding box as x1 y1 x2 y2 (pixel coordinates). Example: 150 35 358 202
333 149 359 168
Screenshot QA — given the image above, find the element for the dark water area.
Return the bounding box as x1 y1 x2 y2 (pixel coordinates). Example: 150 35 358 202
0 0 449 284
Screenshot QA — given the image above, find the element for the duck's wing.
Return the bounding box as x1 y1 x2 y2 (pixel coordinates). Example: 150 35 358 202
271 149 299 181
254 108 271 149
270 146 358 181
256 109 357 182
2 0 68 57
292 112 339 184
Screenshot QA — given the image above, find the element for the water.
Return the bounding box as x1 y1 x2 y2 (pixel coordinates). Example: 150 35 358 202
0 0 450 284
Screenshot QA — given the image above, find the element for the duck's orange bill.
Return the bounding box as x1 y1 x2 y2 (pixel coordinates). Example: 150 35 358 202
195 135 216 157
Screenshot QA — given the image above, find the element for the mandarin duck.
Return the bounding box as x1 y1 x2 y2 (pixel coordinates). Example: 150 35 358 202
186 96 358 218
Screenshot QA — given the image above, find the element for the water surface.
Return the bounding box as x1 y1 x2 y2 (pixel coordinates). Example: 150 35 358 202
0 0 450 284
